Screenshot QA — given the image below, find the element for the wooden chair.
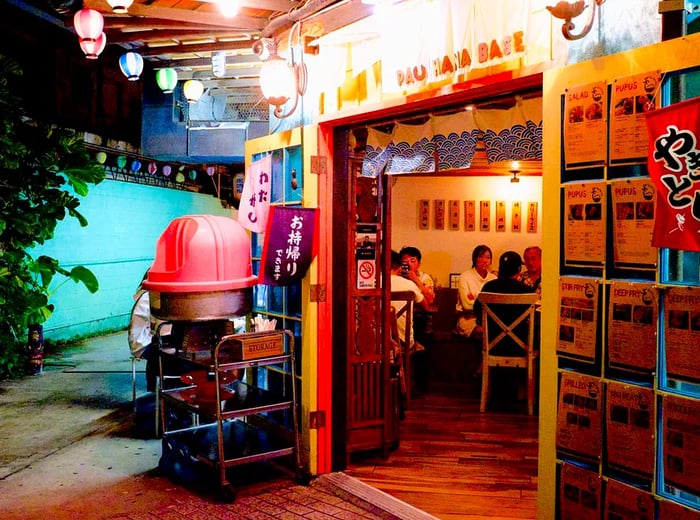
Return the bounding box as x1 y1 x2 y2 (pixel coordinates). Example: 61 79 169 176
478 292 539 415
390 291 415 408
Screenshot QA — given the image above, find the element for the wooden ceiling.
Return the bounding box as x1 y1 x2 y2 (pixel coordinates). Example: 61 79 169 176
15 0 375 119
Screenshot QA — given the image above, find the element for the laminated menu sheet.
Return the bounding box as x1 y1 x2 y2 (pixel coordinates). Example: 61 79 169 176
557 276 600 363
559 462 602 520
556 371 602 462
662 394 700 497
664 286 700 384
605 381 655 478
604 479 655 520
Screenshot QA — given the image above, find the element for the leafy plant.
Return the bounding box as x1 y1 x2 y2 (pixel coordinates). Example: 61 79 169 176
0 53 105 378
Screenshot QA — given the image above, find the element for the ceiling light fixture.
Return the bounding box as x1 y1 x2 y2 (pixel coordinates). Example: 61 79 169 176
255 35 307 119
183 79 205 103
218 0 239 18
119 52 144 81
510 161 521 183
156 68 178 93
546 0 606 41
79 31 106 59
73 8 103 43
106 0 134 14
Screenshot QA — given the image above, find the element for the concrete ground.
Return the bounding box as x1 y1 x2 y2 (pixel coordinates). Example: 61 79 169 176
0 331 436 520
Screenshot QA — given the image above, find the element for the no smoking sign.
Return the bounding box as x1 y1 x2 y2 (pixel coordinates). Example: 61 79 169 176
357 260 376 289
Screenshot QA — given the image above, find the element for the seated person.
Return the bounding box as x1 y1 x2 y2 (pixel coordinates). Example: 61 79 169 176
455 244 497 338
391 250 430 394
390 250 429 349
399 246 435 306
517 246 542 296
474 251 535 356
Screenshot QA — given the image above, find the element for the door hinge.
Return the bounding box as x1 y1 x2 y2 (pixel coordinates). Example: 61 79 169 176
310 284 327 302
309 410 326 429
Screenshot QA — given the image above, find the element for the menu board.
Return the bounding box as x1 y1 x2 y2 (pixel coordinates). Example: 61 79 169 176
557 276 600 363
610 178 657 267
659 499 700 520
559 462 602 520
609 71 661 164
557 372 602 461
663 394 700 497
664 286 700 384
564 182 606 266
607 281 658 373
604 479 655 520
605 381 655 478
564 81 608 169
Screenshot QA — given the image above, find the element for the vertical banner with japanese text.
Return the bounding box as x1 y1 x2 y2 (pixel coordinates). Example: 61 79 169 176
645 96 700 252
259 207 318 286
238 155 272 233
563 81 608 169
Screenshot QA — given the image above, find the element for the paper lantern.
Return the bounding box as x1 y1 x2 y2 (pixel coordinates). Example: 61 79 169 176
79 32 106 59
73 8 103 42
119 52 144 81
183 79 204 103
148 162 157 175
206 166 216 177
175 172 185 183
116 155 127 169
131 159 141 172
155 68 178 93
95 151 107 164
162 165 172 177
188 169 197 181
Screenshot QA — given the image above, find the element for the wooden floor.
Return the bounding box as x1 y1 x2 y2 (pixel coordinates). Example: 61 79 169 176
345 383 539 520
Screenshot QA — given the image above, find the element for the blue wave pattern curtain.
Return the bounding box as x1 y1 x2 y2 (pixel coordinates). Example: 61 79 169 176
386 122 436 174
361 127 393 177
431 110 480 170
476 96 542 163
360 96 542 174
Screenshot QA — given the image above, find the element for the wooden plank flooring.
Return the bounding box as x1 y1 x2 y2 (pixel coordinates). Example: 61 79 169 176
345 385 539 520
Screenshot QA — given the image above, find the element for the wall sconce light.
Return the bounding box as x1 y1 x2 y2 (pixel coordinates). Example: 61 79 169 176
156 68 178 93
106 0 134 13
256 38 307 119
183 79 205 103
510 161 521 183
79 31 106 59
119 52 144 81
73 8 103 43
546 0 606 41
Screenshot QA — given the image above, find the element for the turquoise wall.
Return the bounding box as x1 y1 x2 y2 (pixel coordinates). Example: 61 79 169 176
31 179 231 341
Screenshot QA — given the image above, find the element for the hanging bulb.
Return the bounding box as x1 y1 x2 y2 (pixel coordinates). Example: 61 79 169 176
218 0 239 18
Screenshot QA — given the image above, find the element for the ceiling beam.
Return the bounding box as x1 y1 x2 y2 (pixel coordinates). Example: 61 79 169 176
139 39 257 57
154 55 260 70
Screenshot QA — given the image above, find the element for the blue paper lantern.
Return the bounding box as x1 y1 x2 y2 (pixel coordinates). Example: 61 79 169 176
119 52 144 81
131 159 141 172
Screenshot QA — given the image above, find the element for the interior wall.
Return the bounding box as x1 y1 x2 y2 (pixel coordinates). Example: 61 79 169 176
390 175 543 285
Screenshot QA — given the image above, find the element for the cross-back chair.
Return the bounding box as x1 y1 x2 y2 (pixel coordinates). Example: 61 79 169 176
390 290 415 408
478 292 540 415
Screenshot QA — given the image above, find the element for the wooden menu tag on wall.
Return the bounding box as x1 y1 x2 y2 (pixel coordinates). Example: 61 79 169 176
512 201 522 232
434 200 445 230
496 201 506 232
527 202 538 233
418 199 430 229
449 200 460 230
464 200 476 231
480 200 491 231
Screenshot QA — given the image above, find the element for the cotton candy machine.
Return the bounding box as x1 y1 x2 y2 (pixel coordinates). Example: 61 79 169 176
142 214 258 356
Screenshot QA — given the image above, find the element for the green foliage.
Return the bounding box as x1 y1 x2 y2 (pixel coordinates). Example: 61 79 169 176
0 54 105 379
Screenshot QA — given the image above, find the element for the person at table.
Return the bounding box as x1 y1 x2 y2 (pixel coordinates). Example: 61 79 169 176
391 250 430 393
474 251 536 354
518 246 542 295
455 244 496 338
399 246 435 306
474 251 536 395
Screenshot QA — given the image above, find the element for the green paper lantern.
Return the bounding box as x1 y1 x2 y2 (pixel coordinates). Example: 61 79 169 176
96 151 107 164
188 169 197 181
116 155 127 169
156 68 178 94
175 172 185 183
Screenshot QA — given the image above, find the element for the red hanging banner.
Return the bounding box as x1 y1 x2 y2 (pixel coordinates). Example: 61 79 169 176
645 96 700 252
